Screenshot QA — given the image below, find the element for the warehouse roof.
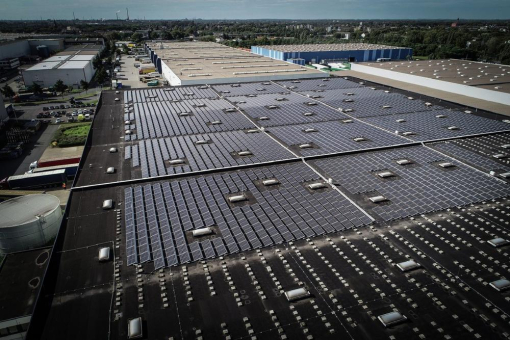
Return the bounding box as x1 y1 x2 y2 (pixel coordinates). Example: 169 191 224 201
0 247 51 321
58 60 89 69
256 43 408 52
26 61 60 71
69 55 95 61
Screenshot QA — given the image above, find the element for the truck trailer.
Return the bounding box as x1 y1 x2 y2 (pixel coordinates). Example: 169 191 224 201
1 169 66 190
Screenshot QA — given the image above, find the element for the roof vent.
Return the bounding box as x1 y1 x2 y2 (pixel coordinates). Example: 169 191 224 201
407 97 414 100
259 116 270 121
256 88 266 91
382 105 392 109
447 126 459 130
353 137 366 142
102 199 113 210
291 80 301 83
284 288 310 302
196 103 206 107
396 159 412 165
238 151 253 157
308 182 327 190
246 129 259 133
438 162 455 168
192 227 213 237
425 102 433 106
275 98 286 101
106 167 115 174
303 112 314 116
436 114 447 118
262 179 280 186
228 194 248 203
225 108 236 112
488 238 510 248
377 171 395 178
128 317 143 339
99 247 110 262
396 119 406 123
342 119 353 123
490 279 510 292
345 92 355 96
500 144 510 149
402 132 415 136
221 90 230 94
378 311 407 327
267 105 279 109
179 112 191 117
493 154 507 159
369 195 388 203
500 172 510 179
344 109 353 112
304 128 317 133
396 260 421 272
210 120 222 125
169 159 185 165
109 147 118 153
343 99 354 102
195 139 210 145
248 94 257 97
305 102 317 106
299 143 313 149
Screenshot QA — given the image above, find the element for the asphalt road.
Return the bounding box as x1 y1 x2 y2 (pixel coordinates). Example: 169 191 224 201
0 124 59 178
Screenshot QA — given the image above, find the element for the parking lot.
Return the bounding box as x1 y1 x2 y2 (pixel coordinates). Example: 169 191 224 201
114 55 150 89
13 100 97 125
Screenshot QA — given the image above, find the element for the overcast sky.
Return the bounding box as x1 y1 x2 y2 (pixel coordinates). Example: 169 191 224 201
1 0 509 20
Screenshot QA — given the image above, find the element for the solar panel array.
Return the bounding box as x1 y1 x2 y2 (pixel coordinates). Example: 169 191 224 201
362 110 510 141
118 78 510 268
212 82 287 96
268 120 413 156
276 77 362 91
313 146 510 221
124 163 372 267
128 99 254 140
430 142 510 173
124 86 218 103
131 130 297 178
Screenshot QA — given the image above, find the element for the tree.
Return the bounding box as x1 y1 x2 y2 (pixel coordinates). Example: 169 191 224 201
131 32 143 43
29 83 43 95
95 68 108 85
68 85 74 93
1 84 15 102
80 80 90 93
93 55 102 69
54 79 68 97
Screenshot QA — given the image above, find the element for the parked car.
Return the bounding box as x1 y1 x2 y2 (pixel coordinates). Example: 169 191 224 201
59 104 65 109
55 118 61 124
36 113 43 118
43 106 49 111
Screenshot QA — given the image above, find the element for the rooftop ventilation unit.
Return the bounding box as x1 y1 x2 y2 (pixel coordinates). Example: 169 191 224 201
231 84 241 87
343 99 354 103
377 171 395 178
402 132 415 136
342 119 353 123
407 97 414 100
438 162 455 168
369 195 388 203
425 102 433 106
305 102 318 106
396 159 412 165
188 73 212 77
488 238 510 248
210 121 222 125
299 143 313 149
436 114 447 118
291 80 301 83
169 159 185 165
195 139 209 145
196 103 206 107
248 94 257 97
199 86 208 89
500 172 510 179
233 69 306 75
106 167 115 174
179 112 191 117
128 317 143 339
181 67 203 71
493 154 507 159
396 260 421 272
447 126 459 130
228 194 248 203
308 183 327 190
304 128 317 133
192 227 213 237
378 312 407 327
275 98 286 101
262 179 280 186
225 108 236 112
221 90 231 94
259 116 269 121
345 92 355 96
99 247 110 262
490 279 510 292
246 129 259 133
102 199 113 210
284 288 310 302
267 105 279 109
353 137 366 142
501 144 510 149
303 112 314 116
382 105 392 109
237 151 253 156
109 147 118 153
396 119 406 123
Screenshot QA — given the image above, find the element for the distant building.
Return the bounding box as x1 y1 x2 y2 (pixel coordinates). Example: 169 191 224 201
0 57 20 70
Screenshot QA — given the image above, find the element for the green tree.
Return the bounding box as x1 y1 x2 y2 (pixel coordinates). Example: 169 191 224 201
1 84 15 102
131 32 143 42
80 80 90 93
95 68 108 85
29 83 43 95
54 79 68 97
92 55 102 69
68 85 74 93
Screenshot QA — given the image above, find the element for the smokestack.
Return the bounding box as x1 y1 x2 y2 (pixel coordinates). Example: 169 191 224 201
126 8 129 21
116 12 119 20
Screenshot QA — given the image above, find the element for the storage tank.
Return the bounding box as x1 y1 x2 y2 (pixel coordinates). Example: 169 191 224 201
0 194 62 254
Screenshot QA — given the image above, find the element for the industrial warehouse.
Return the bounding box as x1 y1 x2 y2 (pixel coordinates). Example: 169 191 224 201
21 44 102 87
251 43 413 64
22 66 510 340
144 41 324 85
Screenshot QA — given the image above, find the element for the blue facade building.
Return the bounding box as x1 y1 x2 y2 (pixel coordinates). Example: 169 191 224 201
251 44 413 64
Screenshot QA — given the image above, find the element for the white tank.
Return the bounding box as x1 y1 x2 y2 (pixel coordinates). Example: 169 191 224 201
0 194 62 254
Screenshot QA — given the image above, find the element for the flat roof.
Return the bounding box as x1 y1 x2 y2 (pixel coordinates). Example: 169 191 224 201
26 61 60 71
256 43 409 52
69 55 95 61
44 55 70 62
58 60 90 70
0 247 51 321
360 59 510 92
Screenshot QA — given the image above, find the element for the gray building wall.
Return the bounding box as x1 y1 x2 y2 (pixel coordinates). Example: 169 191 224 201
27 39 65 54
0 95 8 124
0 40 30 60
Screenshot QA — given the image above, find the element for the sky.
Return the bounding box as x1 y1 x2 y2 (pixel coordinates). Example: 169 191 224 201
1 0 510 20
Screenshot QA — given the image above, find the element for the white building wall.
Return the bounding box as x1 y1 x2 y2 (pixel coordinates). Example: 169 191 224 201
351 63 510 106
161 61 181 86
23 61 95 87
